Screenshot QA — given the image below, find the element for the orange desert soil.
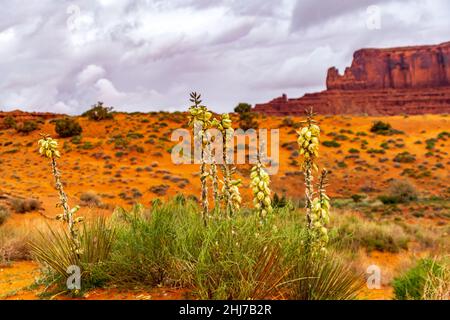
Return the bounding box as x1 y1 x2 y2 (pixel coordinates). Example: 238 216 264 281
0 112 449 300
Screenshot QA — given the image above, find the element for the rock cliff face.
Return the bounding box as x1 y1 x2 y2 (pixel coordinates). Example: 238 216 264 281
254 42 450 116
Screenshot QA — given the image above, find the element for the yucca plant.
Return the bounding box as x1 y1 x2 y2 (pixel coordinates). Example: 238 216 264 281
30 217 115 291
38 135 83 251
213 114 241 217
296 109 331 252
288 251 365 300
188 92 213 225
251 155 273 224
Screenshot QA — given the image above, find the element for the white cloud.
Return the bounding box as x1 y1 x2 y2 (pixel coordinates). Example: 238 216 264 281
0 0 448 114
77 65 106 86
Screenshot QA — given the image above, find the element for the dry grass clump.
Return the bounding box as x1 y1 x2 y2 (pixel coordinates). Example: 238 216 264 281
0 222 35 266
79 191 103 208
10 198 41 214
422 258 449 300
0 205 10 226
332 213 410 253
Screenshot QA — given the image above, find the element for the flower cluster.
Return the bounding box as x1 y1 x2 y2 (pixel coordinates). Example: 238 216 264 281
229 178 242 212
38 136 61 159
297 123 320 171
214 113 232 131
251 161 273 221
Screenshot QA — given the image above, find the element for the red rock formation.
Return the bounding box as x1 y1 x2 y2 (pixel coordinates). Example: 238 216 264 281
254 41 450 116
0 110 62 121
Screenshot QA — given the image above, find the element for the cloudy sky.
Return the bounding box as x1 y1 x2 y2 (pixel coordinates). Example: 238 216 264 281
1 0 449 114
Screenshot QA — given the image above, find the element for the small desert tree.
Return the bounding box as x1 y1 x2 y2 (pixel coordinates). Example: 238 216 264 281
234 103 258 130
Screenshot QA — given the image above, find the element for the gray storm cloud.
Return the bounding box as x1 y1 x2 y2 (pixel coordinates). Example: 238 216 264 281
0 0 449 114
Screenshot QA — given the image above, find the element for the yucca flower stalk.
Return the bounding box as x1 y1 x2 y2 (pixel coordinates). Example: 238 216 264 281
229 175 242 214
310 169 331 252
251 155 273 224
210 118 222 213
210 155 219 211
38 135 83 253
213 113 241 217
188 92 212 225
297 109 320 228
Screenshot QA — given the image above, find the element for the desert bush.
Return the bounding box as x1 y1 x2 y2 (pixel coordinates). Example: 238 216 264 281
3 116 16 129
272 193 288 208
10 198 41 214
55 117 82 138
334 215 409 253
82 101 114 121
15 120 38 134
234 103 258 130
393 151 416 163
378 180 418 204
351 194 366 203
79 191 103 207
322 140 340 148
393 257 449 300
0 223 32 265
370 121 403 135
0 206 10 226
150 184 169 196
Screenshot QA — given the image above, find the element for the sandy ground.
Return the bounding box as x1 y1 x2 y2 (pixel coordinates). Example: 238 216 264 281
0 112 448 300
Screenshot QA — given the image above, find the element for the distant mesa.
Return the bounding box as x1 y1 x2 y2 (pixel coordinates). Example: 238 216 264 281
254 41 450 116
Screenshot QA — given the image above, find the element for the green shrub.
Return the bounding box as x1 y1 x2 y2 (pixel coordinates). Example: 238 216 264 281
351 194 365 203
15 121 38 134
234 103 258 130
323 140 340 148
55 118 83 138
378 180 418 204
272 193 289 208
348 148 360 154
82 102 114 121
393 258 448 300
367 148 385 154
3 116 16 129
89 200 364 300
337 161 347 168
370 121 403 135
70 135 82 145
393 152 416 163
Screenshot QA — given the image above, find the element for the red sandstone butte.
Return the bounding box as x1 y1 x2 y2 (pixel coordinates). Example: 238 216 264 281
254 41 450 116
